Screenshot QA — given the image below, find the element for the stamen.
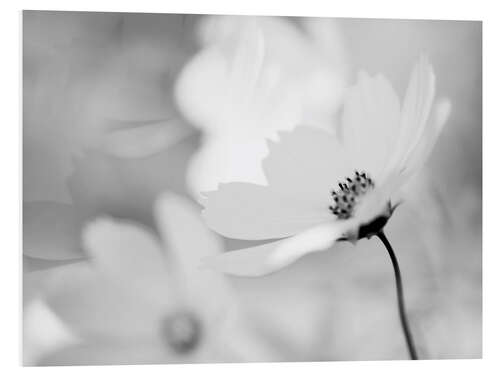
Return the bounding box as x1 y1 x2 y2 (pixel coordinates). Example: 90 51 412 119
328 170 375 219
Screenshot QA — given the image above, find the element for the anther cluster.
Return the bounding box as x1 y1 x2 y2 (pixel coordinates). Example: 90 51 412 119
329 171 374 219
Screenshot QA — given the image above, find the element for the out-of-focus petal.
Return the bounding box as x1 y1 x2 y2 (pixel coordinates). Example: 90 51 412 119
175 20 268 135
100 117 193 159
203 220 354 277
187 136 269 195
299 17 348 118
178 16 348 194
23 299 78 366
45 263 166 340
175 23 301 137
37 338 172 366
155 193 233 319
201 182 332 241
23 201 85 260
227 20 266 107
363 99 451 213
174 48 228 133
263 126 353 207
23 263 79 305
386 56 436 176
300 17 347 65
82 217 173 304
341 72 401 181
197 15 347 121
204 311 285 362
401 98 452 179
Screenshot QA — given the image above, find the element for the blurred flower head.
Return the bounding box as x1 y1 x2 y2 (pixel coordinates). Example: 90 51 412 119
201 57 451 276
175 15 349 194
36 194 262 365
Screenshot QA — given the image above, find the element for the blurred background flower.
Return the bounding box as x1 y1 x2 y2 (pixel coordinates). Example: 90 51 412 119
23 12 481 364
28 194 279 365
175 15 349 195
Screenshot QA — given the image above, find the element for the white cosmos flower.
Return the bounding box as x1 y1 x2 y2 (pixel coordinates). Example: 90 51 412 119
39 194 269 365
201 57 451 277
175 16 348 194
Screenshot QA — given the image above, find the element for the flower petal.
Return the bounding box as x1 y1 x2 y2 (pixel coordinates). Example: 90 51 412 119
174 48 233 134
386 56 436 176
359 98 451 219
355 178 402 225
24 299 78 366
155 193 233 319
175 21 280 136
23 201 85 260
45 263 166 340
38 338 172 366
187 136 269 196
299 17 347 121
401 98 452 178
262 126 353 208
227 20 266 104
201 182 332 240
203 220 354 277
23 262 77 305
176 23 302 138
82 217 173 303
341 71 401 181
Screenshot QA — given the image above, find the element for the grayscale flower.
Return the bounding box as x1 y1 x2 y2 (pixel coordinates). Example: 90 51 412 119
39 194 268 365
201 57 451 277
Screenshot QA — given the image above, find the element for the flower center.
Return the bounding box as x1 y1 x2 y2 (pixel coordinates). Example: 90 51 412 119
162 311 202 355
329 171 375 219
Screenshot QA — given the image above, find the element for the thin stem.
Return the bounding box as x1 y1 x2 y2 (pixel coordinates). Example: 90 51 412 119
376 231 418 360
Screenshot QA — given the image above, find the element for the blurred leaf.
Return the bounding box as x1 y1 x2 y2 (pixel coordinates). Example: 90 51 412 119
45 263 165 341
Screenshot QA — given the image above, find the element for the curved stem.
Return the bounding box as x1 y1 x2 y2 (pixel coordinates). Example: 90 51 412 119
376 231 418 360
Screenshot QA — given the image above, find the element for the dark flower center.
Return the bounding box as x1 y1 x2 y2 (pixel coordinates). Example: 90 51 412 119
329 171 375 219
162 311 202 355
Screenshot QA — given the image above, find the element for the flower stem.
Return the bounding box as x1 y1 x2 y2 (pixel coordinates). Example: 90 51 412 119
376 231 418 360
